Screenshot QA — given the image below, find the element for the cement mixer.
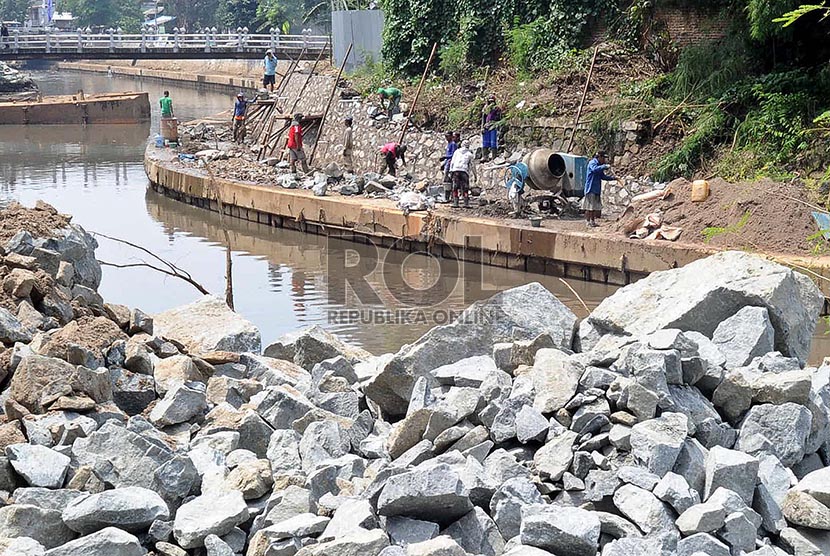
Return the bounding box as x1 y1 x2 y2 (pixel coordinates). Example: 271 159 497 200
521 149 588 197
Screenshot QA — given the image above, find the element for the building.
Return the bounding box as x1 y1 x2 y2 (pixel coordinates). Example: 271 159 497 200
25 0 75 30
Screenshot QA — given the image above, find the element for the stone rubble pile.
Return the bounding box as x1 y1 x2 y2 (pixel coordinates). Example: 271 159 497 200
0 214 828 556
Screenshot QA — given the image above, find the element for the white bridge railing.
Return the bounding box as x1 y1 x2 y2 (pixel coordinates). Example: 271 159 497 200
1 27 329 56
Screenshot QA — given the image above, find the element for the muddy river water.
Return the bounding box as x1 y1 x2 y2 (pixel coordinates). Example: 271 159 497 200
1 70 827 360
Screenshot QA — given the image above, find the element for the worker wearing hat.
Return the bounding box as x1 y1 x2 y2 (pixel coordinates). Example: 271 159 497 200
232 92 248 144
343 116 354 173
287 113 310 174
263 49 278 93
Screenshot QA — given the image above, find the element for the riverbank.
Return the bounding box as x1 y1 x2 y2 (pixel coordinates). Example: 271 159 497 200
58 61 267 94
145 144 830 303
0 200 828 556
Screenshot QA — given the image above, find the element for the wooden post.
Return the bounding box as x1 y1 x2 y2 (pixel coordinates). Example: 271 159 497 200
565 44 599 153
308 43 352 165
398 42 438 145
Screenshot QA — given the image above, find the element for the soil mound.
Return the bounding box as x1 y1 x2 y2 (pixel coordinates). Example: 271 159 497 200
613 178 820 256
0 201 71 244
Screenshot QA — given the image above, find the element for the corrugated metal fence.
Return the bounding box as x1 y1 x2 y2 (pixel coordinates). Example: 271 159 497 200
331 10 384 72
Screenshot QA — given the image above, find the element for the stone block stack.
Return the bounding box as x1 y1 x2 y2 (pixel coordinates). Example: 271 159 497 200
0 205 827 556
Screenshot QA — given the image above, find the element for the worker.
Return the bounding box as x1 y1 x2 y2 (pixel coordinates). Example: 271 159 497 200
159 91 174 118
286 113 310 174
1 23 9 50
380 142 406 177
440 131 458 202
449 140 477 208
583 151 615 228
481 95 502 162
377 87 402 119
263 49 278 93
232 92 247 144
342 116 354 172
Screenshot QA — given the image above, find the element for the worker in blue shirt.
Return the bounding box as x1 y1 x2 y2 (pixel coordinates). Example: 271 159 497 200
232 93 248 143
263 50 278 92
440 131 458 201
582 151 615 228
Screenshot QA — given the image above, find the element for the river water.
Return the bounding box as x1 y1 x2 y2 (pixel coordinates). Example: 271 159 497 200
2 70 828 360
0 69 618 355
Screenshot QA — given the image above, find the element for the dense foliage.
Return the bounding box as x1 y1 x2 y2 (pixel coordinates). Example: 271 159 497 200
63 0 143 31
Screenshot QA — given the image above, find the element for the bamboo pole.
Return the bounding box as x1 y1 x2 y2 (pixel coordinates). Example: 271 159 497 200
398 42 438 145
565 44 600 153
309 43 353 166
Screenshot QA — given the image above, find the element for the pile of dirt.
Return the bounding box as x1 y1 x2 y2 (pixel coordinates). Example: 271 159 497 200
612 177 821 255
0 201 71 244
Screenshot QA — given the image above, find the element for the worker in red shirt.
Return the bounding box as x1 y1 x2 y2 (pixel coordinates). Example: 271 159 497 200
380 142 406 177
286 113 310 174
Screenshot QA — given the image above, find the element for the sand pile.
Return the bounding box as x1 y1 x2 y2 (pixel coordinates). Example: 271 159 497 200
614 178 820 255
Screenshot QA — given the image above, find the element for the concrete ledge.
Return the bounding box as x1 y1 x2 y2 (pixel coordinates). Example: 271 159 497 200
58 62 260 93
144 146 830 305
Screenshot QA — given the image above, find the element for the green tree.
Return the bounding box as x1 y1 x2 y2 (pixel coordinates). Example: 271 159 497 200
167 0 221 30
0 0 29 23
215 0 258 30
64 0 142 30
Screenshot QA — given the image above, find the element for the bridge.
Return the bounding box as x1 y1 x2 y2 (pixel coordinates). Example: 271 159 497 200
0 29 330 60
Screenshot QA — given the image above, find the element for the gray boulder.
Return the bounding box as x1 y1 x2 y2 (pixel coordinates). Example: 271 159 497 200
712 306 775 368
444 507 504 556
377 464 472 526
43 527 143 556
153 295 261 354
531 349 582 413
264 324 371 370
489 477 544 540
149 381 207 426
6 444 70 488
629 412 688 476
173 490 249 549
61 486 169 534
365 283 577 416
0 537 46 556
519 505 600 556
385 516 439 546
0 504 75 549
704 446 759 506
533 430 578 481
72 421 198 504
794 467 830 507
735 403 812 466
612 484 676 534
579 251 823 364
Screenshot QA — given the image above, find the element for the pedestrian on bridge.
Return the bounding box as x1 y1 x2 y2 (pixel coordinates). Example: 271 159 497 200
1 23 9 50
287 113 310 174
159 91 174 118
232 92 248 144
263 50 278 93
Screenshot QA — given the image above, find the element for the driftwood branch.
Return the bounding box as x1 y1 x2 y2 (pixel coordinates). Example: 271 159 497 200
99 261 210 295
93 231 200 284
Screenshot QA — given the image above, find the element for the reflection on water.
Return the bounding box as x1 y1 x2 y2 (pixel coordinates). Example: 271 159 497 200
145 191 616 353
0 69 827 359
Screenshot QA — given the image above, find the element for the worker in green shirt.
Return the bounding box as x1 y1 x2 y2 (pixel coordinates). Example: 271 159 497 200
377 86 402 119
159 91 174 118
